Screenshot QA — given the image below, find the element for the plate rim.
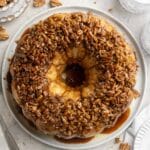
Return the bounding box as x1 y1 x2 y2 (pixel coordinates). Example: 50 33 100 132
1 5 147 150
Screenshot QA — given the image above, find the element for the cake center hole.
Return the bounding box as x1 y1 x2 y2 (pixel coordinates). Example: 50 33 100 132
64 63 85 87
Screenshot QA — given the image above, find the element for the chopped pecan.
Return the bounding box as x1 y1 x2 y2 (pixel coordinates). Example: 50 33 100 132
49 0 62 7
115 137 121 144
0 26 9 41
33 0 45 7
0 0 7 7
119 143 130 150
108 8 113 12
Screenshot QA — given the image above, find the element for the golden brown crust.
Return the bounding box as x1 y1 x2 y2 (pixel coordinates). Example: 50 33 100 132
10 12 138 139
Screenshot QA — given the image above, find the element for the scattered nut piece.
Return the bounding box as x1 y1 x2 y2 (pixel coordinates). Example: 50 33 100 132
133 89 140 98
0 26 9 41
49 0 62 7
33 0 45 7
0 0 7 7
115 137 121 144
93 1 96 4
108 8 113 12
119 143 130 150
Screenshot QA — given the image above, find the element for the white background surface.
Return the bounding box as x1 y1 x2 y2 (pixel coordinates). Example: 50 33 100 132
0 0 150 149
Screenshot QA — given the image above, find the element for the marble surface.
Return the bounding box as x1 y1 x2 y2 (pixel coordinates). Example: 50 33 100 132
0 0 150 149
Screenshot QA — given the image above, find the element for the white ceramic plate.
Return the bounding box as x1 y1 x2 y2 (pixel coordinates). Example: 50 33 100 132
134 119 150 150
1 6 146 150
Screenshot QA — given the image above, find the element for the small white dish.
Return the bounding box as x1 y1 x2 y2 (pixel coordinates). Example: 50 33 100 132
134 119 150 150
0 0 30 23
0 0 18 12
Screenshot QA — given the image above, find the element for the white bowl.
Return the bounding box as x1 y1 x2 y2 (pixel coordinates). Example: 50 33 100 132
0 0 30 23
0 0 18 12
1 6 147 150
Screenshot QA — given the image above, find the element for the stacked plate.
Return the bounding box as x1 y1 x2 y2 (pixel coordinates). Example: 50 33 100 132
133 104 150 150
119 0 150 14
0 0 30 23
141 22 150 55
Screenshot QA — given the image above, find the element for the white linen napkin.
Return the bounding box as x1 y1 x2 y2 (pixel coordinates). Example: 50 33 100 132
0 125 9 150
141 22 150 55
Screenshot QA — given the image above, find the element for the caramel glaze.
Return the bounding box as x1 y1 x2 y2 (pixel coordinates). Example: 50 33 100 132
55 108 130 144
54 136 94 144
102 108 130 134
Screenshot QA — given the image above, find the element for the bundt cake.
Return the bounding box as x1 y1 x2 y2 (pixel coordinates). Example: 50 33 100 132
10 12 139 139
